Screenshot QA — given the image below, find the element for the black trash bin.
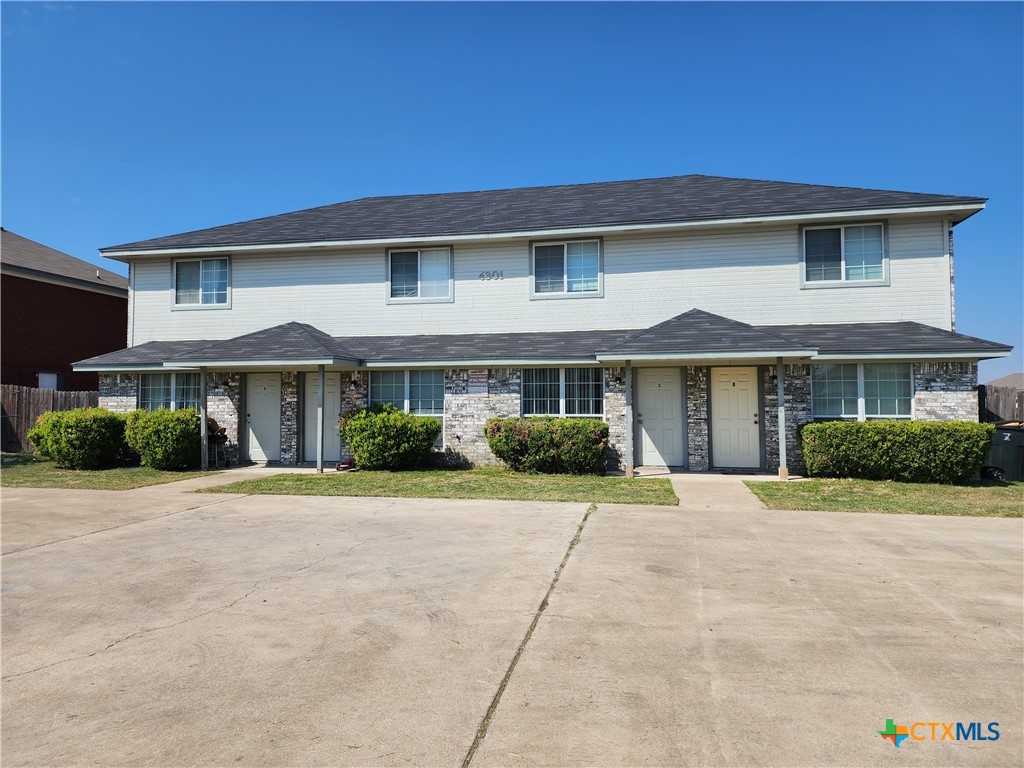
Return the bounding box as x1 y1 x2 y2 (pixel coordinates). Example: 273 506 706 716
988 426 1024 482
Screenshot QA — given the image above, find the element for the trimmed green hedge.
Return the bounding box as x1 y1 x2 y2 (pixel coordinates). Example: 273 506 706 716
801 420 993 484
27 408 128 469
484 417 609 475
339 404 441 470
126 408 201 470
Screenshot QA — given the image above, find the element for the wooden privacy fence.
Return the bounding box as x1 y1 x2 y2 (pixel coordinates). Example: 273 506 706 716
979 385 1024 424
1 385 99 453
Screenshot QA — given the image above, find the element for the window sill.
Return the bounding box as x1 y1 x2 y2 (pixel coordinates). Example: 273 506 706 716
800 278 889 290
172 302 232 311
529 290 604 301
384 296 454 306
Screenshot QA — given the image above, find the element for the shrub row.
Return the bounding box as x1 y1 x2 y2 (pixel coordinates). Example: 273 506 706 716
339 403 441 470
800 420 993 484
29 407 201 471
484 417 609 475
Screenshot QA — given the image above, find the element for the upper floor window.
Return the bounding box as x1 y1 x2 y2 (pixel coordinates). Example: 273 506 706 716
804 224 884 283
369 369 444 415
139 372 201 411
522 367 604 417
532 240 602 297
388 248 453 302
811 363 912 420
174 258 229 306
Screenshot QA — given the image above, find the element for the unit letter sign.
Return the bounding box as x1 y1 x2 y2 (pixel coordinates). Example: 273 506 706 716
468 369 488 395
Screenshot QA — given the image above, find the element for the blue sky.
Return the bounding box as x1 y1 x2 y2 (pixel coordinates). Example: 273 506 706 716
3 1 1021 379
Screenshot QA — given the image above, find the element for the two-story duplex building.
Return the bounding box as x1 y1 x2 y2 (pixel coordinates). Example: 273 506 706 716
74 175 1012 475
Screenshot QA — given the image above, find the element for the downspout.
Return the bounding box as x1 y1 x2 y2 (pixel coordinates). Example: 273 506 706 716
625 360 634 478
200 367 208 471
776 357 788 480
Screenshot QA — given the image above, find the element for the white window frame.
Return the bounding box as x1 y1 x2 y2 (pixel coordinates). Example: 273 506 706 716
137 372 202 411
800 222 888 289
521 367 605 417
529 238 604 299
368 370 445 415
810 363 914 421
171 257 231 310
385 247 455 304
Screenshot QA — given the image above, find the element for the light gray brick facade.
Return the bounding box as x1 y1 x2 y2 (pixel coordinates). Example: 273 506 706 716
97 361 981 471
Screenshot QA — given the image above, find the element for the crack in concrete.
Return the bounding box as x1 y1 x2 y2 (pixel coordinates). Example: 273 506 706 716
2 505 397 682
1 495 250 557
460 503 596 768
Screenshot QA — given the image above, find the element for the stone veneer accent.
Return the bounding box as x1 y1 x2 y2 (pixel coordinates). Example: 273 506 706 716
206 372 241 464
339 371 369 462
603 367 628 470
913 361 978 421
279 372 299 464
763 364 812 475
442 368 521 466
98 373 138 412
686 366 709 471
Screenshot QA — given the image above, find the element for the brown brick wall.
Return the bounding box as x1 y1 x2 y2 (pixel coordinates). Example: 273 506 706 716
1 274 127 391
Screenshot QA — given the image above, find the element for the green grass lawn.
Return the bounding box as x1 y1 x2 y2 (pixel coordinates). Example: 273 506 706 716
201 466 679 506
0 452 211 490
745 477 1023 518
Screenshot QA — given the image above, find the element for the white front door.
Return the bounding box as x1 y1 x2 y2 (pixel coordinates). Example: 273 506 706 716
711 367 761 468
637 368 685 466
304 373 342 462
247 373 281 462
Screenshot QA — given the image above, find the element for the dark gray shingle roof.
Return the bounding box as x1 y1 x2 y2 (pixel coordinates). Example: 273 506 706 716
764 322 1012 356
604 309 815 355
1 229 128 291
75 312 1011 369
103 175 985 252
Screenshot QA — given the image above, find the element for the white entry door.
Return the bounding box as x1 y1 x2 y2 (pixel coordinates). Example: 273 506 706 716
637 368 685 466
711 367 761 468
247 373 281 462
304 373 342 463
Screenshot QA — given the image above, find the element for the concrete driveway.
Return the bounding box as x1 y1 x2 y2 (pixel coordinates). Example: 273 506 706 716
2 475 1021 767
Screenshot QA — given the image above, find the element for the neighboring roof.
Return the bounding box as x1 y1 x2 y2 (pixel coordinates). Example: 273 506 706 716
764 322 1013 357
103 174 986 253
1 229 128 293
74 311 1013 370
600 309 815 357
983 372 1024 389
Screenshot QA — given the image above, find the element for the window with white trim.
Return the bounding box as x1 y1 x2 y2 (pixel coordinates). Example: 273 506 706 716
139 373 201 411
532 240 601 295
388 248 452 300
369 370 444 415
174 258 229 305
804 224 884 283
522 368 604 417
811 363 913 420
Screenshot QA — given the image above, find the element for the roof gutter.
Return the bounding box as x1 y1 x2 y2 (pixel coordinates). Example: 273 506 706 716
165 357 360 368
100 203 986 260
596 349 817 362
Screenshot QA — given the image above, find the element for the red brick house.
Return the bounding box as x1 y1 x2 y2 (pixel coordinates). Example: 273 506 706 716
1 229 128 391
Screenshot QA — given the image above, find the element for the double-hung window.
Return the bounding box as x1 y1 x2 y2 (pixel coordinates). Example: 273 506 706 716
369 370 444 416
811 363 913 420
388 248 453 301
803 224 885 284
174 258 229 306
532 240 601 296
139 372 201 411
522 368 604 417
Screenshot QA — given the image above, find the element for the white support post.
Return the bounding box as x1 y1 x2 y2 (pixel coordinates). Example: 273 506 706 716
776 357 788 480
625 360 634 478
316 365 325 474
199 367 208 471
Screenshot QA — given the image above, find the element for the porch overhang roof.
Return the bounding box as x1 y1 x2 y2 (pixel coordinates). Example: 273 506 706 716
73 310 1014 372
